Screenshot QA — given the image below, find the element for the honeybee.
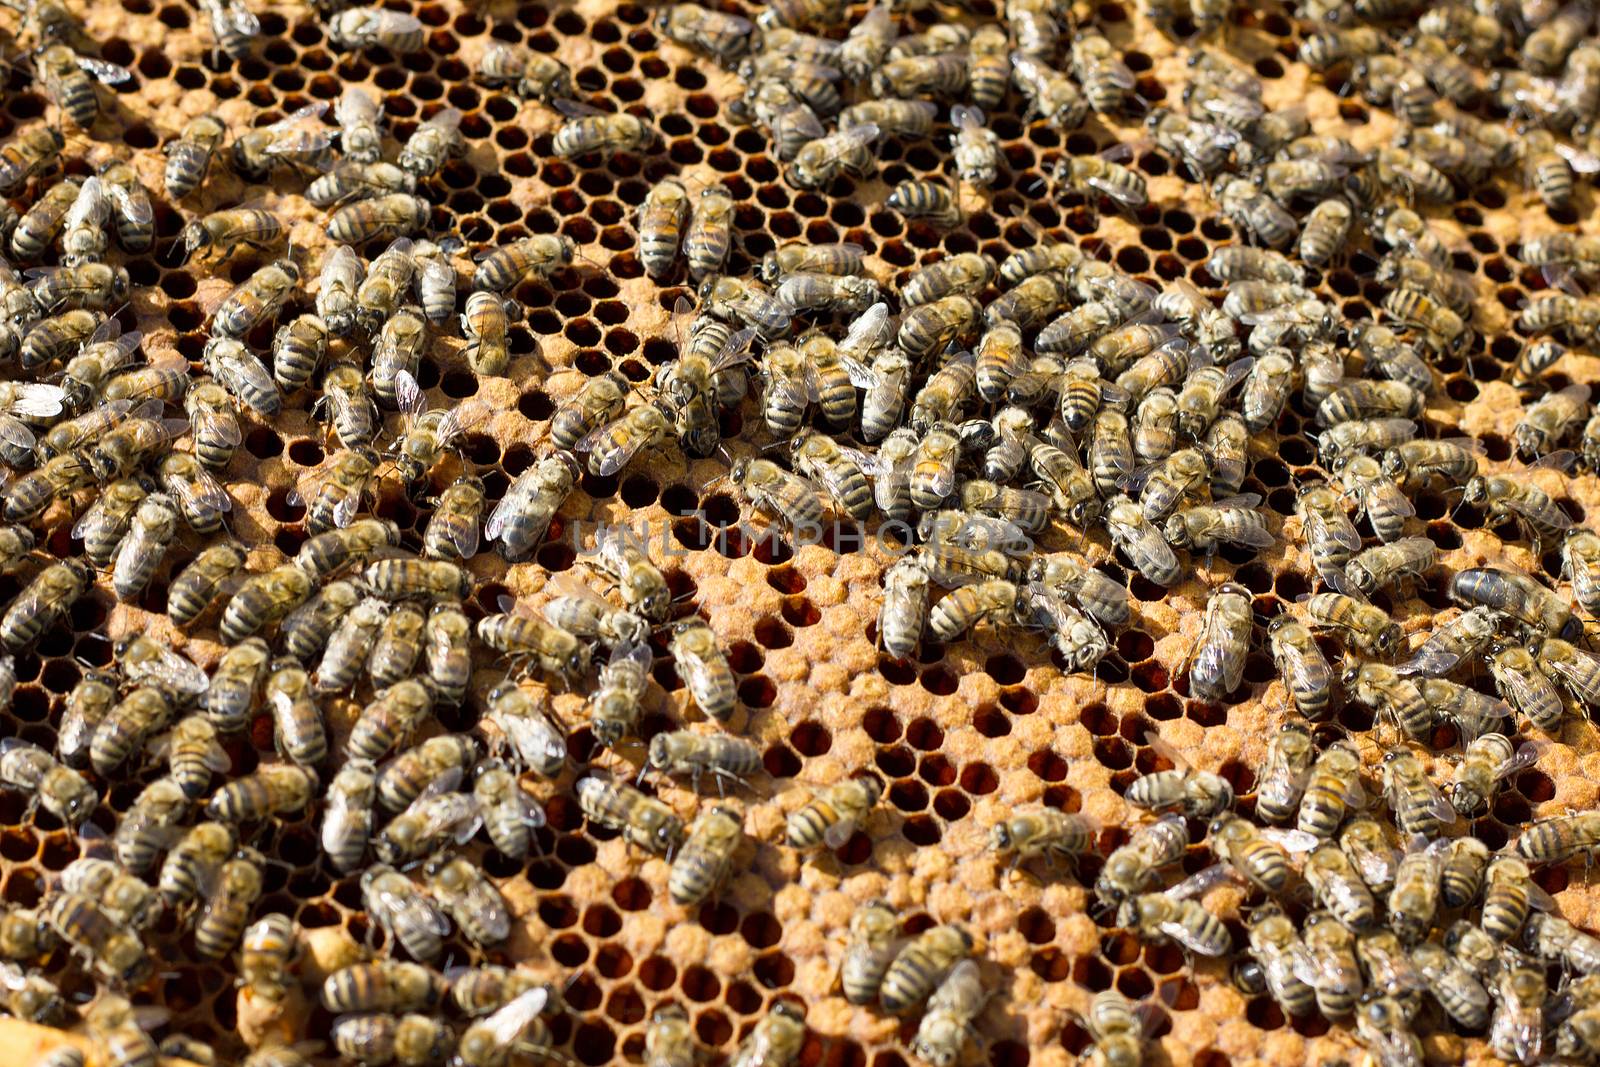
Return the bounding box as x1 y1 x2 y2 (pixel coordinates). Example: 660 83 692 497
259 659 325 772
276 583 357 670
326 4 424 49
576 776 683 854
109 774 187 876
1431 837 1490 914
321 960 447 1015
1490 956 1546 1065
332 1014 451 1067
157 451 233 534
1118 874 1232 958
1485 643 1565 732
192 848 264 961
70 476 149 567
293 447 378 535
34 42 130 129
394 106 462 179
1451 733 1528 818
0 738 94 826
1287 910 1361 1021
482 682 565 777
273 313 332 399
1379 437 1481 491
106 491 178 602
1344 660 1433 744
58 670 116 767
784 775 882 851
1096 813 1189 908
198 638 268 736
206 761 317 822
230 102 335 179
1526 913 1600 975
1452 567 1576 639
477 40 573 100
1291 740 1366 841
468 234 574 294
577 402 674 477
20 307 104 371
0 557 93 650
369 307 428 408
1210 175 1297 249
665 803 743 906
1102 494 1179 587
477 605 590 678
0 124 63 194
326 84 384 164
324 192 431 245
926 578 1016 643
549 99 658 159
377 789 483 867
421 853 510 947
358 862 451 963
10 177 79 260
220 563 313 646
1463 473 1574 549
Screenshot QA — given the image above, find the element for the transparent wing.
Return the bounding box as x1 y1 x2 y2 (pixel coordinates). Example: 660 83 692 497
0 416 34 454
1497 741 1547 781
128 645 209 699
1168 862 1238 899
170 465 234 519
77 56 133 84
482 987 552 1043
105 181 154 225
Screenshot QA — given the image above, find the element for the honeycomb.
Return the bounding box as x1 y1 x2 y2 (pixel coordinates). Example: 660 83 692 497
0 0 1594 1062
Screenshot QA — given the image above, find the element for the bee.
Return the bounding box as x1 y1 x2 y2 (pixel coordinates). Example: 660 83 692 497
1510 385 1592 465
191 847 264 961
325 4 424 49
346 680 431 766
1055 151 1149 211
150 713 228 802
1292 739 1368 841
361 558 471 605
1178 582 1250 702
1560 527 1600 617
320 84 384 168
1377 438 1481 493
421 853 510 948
321 960 448 1016
323 192 430 245
468 759 545 865
1536 634 1600 711
469 235 579 298
332 1013 452 1067
1490 956 1546 1065
217 562 314 646
1463 473 1574 549
658 619 738 725
202 638 269 734
1301 842 1378 934
369 307 428 409
19 306 105 372
296 519 400 581
579 640 650 750
573 775 682 855
1428 837 1490 914
0 556 92 650
480 682 564 777
1079 990 1153 1067
58 669 117 767
477 40 573 101
294 447 379 535
157 449 232 536
881 179 960 230
1342 537 1437 600
1210 175 1296 248
279 581 360 665
173 382 241 474
101 491 177 604
358 863 451 963
655 2 756 60
46 889 151 987
1288 910 1359 1022
377 787 484 866
1118 876 1231 958
1130 388 1179 465
1526 913 1600 975
635 177 689 280
261 657 324 770
1485 643 1565 732
1010 51 1087 128
65 477 145 569
1354 994 1424 1067
574 401 673 477
0 737 94 826
109 774 187 877
1213 813 1310 894
1241 903 1316 1019
311 246 366 339
1516 808 1600 867
1453 566 1577 639
1283 196 1353 270
10 177 79 260
60 173 114 268
658 803 745 906
206 758 318 825
1096 813 1189 908
0 124 63 194
926 577 1015 643
34 42 130 129
726 456 822 530
1343 658 1433 741
477 608 589 679
1449 735 1538 824
306 757 378 879
1475 853 1542 948
372 734 476 815
1259 616 1334 722
783 774 882 851
1101 494 1178 587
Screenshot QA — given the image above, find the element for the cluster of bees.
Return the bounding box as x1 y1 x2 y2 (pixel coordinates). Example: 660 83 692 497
0 0 1594 1059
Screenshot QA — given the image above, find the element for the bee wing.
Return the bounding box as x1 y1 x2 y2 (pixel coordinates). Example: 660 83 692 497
1158 913 1228 957
492 709 567 770
950 104 984 130
373 880 451 937
773 104 827 148
841 301 892 353
268 100 331 133
0 415 34 454
576 413 650 478
1528 448 1579 474
1496 741 1547 781
823 815 860 849
1083 171 1147 208
416 257 455 300
484 470 536 542
194 406 243 449
226 0 261 34
76 55 133 84
553 97 608 119
104 180 154 226
169 464 234 521
425 107 464 133
1261 827 1321 856
545 569 610 609
481 987 552 1044
1168 862 1242 901
1554 141 1600 174
1116 461 1160 495
710 327 758 375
